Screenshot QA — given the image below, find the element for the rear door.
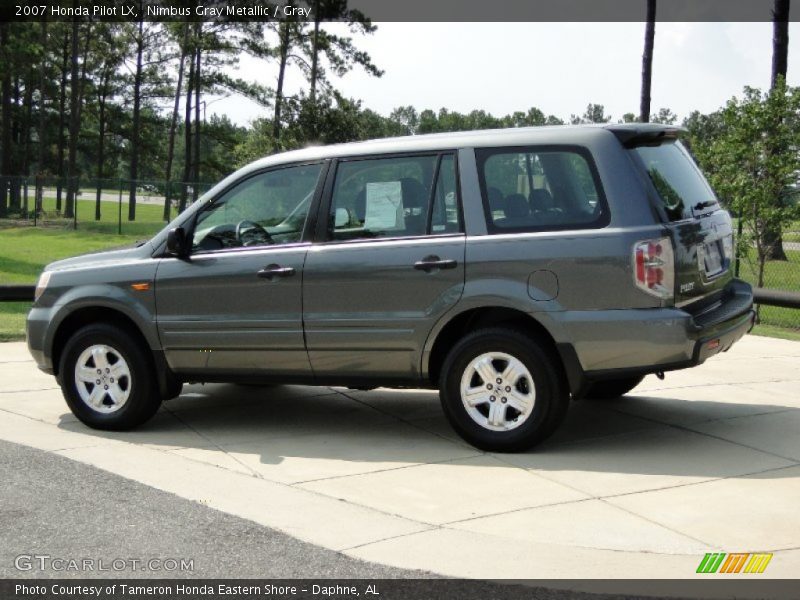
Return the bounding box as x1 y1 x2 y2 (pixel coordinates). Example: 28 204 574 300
303 153 465 382
630 140 734 307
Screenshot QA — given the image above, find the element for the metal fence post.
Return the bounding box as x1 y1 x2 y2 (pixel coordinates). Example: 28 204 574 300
735 207 743 278
118 180 123 235
73 176 78 230
22 178 28 217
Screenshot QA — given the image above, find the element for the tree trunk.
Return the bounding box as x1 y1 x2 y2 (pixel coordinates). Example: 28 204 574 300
639 0 656 123
272 23 291 142
310 3 320 104
179 35 195 213
64 20 81 219
95 70 109 221
772 0 790 87
765 0 791 261
164 23 188 220
193 36 201 203
128 19 144 221
0 22 10 217
309 7 321 139
56 29 69 212
36 20 47 214
9 75 21 210
21 65 35 180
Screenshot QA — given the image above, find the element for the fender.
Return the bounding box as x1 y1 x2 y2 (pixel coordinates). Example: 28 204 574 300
45 283 160 360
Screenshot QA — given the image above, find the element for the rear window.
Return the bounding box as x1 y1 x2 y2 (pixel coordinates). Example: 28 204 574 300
476 146 609 233
631 141 719 222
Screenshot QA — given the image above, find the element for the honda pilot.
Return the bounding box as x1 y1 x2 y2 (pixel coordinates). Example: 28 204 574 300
27 124 755 451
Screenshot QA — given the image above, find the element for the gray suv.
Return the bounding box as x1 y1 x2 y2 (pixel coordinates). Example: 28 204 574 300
27 124 755 451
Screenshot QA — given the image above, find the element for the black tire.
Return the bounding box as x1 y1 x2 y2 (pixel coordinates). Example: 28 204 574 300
163 378 184 400
585 375 645 400
59 323 162 430
439 327 569 452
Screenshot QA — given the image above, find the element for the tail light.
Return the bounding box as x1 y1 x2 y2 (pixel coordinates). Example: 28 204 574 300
633 237 674 300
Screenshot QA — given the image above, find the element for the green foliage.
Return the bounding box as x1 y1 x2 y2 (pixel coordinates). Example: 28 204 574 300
689 79 800 286
571 103 611 124
650 107 678 124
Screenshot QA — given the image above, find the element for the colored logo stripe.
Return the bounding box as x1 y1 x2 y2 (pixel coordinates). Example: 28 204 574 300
744 553 773 574
697 553 725 573
720 553 748 573
696 553 773 574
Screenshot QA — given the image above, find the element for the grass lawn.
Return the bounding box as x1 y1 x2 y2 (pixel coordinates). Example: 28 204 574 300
751 323 800 342
0 227 144 341
33 195 175 237
0 303 27 342
737 249 800 332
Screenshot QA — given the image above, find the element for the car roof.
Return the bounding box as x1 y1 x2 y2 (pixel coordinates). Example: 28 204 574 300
247 123 683 170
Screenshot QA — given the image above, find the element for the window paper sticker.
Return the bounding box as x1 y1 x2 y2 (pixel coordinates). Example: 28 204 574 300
365 181 404 230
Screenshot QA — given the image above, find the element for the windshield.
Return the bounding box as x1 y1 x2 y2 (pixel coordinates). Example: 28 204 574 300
631 141 719 222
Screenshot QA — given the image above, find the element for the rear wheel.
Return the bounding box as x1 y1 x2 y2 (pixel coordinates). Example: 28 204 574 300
59 323 162 430
439 328 568 452
585 375 645 400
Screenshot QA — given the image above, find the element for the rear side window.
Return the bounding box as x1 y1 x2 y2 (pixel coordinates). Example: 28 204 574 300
631 141 719 222
477 146 608 233
329 153 460 241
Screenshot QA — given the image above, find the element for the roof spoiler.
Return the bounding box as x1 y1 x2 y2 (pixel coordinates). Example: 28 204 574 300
607 125 686 148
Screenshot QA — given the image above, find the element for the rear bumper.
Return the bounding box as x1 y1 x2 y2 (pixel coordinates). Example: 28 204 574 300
690 280 755 365
554 279 755 395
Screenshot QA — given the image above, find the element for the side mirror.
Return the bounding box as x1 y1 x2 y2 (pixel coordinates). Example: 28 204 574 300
166 227 189 258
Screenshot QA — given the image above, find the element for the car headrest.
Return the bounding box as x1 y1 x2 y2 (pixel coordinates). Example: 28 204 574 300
504 194 530 219
531 188 555 211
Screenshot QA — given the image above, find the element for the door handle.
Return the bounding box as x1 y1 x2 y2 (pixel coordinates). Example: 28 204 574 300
257 264 296 279
413 255 457 272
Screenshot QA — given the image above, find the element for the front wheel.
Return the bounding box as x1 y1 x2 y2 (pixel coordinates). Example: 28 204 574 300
439 328 569 452
59 323 162 430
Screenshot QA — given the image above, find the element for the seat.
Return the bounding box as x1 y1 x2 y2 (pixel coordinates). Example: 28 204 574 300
504 193 530 219
530 188 555 211
487 186 506 217
399 177 428 235
530 188 564 226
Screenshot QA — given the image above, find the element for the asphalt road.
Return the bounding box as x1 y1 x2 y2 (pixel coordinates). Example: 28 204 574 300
0 439 432 580
0 439 634 600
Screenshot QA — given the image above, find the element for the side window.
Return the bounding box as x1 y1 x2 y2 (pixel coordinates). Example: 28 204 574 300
329 154 457 241
478 147 608 233
192 163 322 252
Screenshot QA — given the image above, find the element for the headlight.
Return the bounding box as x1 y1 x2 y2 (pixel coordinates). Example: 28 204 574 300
34 271 51 302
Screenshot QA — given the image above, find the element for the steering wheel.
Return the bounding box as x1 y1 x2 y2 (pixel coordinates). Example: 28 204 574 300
235 220 273 246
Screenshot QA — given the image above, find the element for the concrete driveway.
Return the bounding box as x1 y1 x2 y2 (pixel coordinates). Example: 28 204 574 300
1 335 799 586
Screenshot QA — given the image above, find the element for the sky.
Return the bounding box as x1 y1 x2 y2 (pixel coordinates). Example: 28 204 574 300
206 22 800 128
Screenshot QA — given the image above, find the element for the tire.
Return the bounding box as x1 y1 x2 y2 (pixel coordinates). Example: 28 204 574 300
59 323 162 430
585 375 644 400
163 378 183 400
439 328 569 452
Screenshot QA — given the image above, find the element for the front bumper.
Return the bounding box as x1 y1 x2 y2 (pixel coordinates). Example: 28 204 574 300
26 306 55 374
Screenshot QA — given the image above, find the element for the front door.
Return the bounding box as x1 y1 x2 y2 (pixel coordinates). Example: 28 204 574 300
303 153 465 382
155 162 324 377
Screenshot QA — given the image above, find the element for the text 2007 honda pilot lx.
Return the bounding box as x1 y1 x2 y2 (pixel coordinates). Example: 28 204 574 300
27 124 755 451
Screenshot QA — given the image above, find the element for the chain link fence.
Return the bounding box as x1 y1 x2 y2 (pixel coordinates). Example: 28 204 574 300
0 175 213 237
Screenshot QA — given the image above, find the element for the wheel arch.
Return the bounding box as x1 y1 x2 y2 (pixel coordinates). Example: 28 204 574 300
424 306 580 391
50 305 177 398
